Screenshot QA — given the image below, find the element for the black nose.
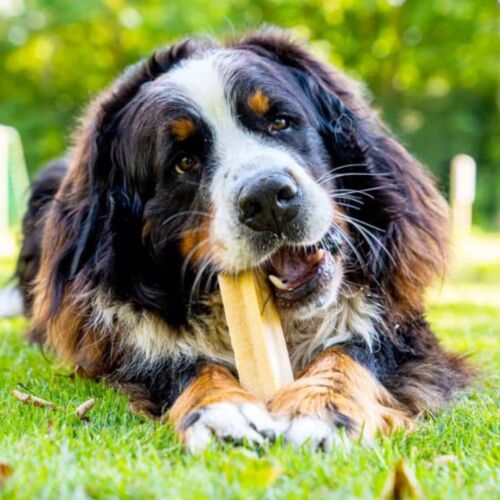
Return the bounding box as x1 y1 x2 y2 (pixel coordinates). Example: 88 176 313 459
237 172 302 233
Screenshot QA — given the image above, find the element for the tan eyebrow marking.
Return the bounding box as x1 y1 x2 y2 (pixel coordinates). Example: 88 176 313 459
170 118 196 141
247 89 270 115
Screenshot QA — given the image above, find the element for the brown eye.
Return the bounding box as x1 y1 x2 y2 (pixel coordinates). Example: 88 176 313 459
175 155 199 174
269 116 289 132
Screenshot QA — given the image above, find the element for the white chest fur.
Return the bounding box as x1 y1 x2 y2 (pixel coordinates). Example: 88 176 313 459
92 288 379 376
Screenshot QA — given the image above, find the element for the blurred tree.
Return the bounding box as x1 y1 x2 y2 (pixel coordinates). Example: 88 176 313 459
0 0 498 226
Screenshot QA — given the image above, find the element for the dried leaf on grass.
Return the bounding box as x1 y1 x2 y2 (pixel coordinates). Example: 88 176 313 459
75 399 95 421
11 390 56 409
0 462 14 486
382 458 422 500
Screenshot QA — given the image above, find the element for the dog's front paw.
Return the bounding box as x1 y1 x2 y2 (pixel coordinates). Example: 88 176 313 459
274 414 350 452
267 349 412 450
179 402 280 453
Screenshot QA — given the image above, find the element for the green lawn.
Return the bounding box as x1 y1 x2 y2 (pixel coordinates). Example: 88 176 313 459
1 232 499 499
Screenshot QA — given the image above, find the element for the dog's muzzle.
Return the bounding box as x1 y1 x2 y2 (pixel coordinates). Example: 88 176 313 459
231 169 341 313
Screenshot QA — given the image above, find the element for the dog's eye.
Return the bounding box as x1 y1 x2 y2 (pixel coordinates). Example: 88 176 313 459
269 116 289 132
175 155 199 175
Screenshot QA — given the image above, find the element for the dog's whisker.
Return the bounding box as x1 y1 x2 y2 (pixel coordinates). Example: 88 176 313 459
337 213 395 267
327 192 365 205
328 223 367 272
340 213 387 234
336 202 361 211
180 237 211 288
160 210 213 229
315 163 368 184
318 171 393 187
204 266 220 293
331 185 389 202
334 194 369 205
188 256 215 312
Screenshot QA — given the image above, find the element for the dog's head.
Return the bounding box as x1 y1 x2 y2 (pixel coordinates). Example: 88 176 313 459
47 31 448 323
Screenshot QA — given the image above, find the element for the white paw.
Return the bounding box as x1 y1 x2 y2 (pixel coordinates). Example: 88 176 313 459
180 402 281 453
276 415 350 451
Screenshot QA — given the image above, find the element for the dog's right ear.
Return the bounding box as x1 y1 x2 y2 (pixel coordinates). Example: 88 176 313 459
40 40 201 311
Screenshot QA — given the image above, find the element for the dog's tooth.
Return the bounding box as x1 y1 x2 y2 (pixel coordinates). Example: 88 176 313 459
269 275 292 291
308 249 325 265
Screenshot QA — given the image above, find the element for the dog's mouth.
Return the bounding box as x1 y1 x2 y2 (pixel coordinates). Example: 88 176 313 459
264 245 337 310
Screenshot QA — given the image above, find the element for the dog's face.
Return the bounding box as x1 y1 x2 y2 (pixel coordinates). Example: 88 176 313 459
116 50 346 318
62 33 446 326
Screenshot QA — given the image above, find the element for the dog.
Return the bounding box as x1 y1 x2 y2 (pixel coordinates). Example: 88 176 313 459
16 30 471 452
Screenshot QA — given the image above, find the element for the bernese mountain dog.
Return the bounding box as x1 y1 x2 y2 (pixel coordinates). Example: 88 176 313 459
17 30 471 452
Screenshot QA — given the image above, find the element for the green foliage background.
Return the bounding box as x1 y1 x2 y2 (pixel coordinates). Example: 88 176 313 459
1 0 498 226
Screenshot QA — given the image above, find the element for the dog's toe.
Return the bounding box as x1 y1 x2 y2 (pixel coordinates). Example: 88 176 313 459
278 415 349 452
181 401 280 453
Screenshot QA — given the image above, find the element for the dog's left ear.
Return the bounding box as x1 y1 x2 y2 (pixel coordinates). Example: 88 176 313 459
236 31 449 313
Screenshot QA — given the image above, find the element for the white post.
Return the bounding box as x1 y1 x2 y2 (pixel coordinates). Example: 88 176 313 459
0 125 30 257
0 126 11 256
450 154 476 236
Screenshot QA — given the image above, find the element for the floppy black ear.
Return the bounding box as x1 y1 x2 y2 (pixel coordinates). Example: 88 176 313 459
44 40 202 308
235 31 448 312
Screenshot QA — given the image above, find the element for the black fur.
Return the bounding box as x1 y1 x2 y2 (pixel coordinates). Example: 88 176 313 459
17 157 68 314
18 31 470 420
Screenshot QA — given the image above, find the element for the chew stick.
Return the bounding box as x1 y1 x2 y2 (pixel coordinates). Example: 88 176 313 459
218 271 294 401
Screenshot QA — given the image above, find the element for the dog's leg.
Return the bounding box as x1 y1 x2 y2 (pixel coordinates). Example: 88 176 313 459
268 348 412 450
169 364 280 453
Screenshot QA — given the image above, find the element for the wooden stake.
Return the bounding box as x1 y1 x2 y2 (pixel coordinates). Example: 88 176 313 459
218 271 294 401
450 154 476 236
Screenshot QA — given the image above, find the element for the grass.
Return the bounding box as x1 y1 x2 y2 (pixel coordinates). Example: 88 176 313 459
0 231 499 499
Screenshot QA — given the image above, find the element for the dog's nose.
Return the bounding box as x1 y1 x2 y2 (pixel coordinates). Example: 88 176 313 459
237 172 302 233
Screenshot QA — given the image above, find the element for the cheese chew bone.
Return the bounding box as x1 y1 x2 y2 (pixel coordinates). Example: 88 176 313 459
218 270 294 401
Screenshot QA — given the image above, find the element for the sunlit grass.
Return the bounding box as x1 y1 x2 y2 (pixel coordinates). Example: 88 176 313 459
0 232 499 499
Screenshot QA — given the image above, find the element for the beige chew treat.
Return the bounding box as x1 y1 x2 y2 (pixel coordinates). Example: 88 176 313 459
218 270 294 401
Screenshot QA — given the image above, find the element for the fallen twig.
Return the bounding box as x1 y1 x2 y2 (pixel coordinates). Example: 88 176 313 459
11 389 56 409
75 398 95 421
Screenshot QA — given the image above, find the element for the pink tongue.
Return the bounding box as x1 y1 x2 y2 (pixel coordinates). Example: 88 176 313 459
270 249 322 288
